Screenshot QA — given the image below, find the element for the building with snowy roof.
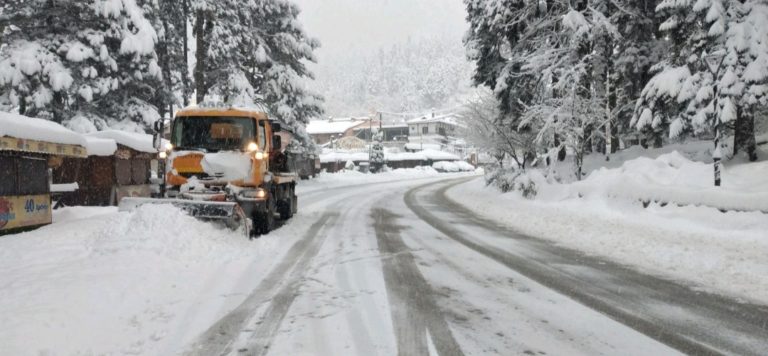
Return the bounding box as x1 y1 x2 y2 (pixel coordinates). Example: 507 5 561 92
52 130 164 207
306 118 369 145
0 112 88 234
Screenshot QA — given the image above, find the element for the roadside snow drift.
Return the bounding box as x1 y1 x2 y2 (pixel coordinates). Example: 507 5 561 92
552 152 768 212
450 151 768 304
0 205 280 356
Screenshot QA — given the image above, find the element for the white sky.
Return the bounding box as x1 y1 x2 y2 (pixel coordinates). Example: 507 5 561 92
293 0 468 61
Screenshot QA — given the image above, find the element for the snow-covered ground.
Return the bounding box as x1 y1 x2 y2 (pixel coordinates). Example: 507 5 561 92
0 205 292 355
449 145 768 305
0 169 472 356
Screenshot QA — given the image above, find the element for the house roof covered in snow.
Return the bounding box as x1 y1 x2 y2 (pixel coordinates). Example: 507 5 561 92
0 112 87 147
0 112 88 157
404 143 442 151
86 130 160 153
306 118 366 135
407 114 460 126
83 136 119 156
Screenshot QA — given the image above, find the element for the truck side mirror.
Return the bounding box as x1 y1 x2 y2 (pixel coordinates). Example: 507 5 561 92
153 119 164 133
152 119 164 150
271 122 282 132
153 132 163 151
272 136 282 151
152 119 165 151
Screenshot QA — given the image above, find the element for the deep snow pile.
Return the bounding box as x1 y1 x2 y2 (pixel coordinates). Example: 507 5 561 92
0 204 286 356
528 151 768 212
450 148 768 304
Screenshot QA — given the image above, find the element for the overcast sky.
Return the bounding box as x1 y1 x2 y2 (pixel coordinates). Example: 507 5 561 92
292 0 468 61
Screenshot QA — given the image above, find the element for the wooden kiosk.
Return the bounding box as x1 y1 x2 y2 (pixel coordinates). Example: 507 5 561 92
0 113 87 235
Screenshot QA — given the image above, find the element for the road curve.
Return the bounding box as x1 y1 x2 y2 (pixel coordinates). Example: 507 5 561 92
405 177 768 356
180 175 767 355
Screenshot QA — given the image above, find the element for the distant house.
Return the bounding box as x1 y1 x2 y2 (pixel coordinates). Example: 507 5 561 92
353 115 409 142
407 114 459 146
306 118 369 145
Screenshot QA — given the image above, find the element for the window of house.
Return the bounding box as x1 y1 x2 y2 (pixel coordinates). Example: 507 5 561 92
17 157 48 195
422 126 428 134
0 155 18 195
116 159 132 185
131 159 149 184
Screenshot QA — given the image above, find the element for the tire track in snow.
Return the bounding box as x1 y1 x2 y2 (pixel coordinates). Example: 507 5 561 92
183 212 338 356
372 208 464 356
405 178 768 356
226 180 419 355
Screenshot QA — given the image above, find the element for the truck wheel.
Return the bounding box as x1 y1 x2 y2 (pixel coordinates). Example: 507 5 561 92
278 187 294 220
254 197 276 235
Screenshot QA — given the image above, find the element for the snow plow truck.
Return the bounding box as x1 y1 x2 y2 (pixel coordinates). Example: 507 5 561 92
118 106 297 236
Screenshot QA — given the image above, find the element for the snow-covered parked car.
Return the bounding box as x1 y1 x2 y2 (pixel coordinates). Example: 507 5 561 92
432 160 475 173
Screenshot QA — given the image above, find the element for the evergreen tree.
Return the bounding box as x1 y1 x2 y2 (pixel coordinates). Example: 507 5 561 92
634 0 768 160
190 0 323 146
0 0 162 132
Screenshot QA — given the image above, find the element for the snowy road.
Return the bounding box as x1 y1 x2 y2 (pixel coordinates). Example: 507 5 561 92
183 175 767 356
3 175 767 355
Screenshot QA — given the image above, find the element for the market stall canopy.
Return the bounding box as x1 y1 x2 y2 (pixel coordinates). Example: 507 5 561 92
0 112 87 157
86 130 166 154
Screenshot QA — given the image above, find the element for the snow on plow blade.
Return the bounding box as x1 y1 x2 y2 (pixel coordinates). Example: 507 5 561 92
118 197 238 220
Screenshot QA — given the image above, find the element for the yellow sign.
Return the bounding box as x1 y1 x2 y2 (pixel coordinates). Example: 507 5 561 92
0 195 52 232
173 154 204 174
0 136 87 158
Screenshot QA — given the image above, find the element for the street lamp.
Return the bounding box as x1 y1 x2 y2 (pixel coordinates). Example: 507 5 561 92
703 50 726 187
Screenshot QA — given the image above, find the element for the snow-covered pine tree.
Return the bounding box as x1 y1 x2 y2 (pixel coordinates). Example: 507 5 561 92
463 0 549 167
142 0 190 118
0 0 162 132
191 0 323 148
634 0 767 160
606 0 664 151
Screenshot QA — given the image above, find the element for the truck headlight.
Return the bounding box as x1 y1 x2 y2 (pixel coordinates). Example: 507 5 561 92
254 151 266 160
240 188 267 200
247 142 259 152
158 151 167 159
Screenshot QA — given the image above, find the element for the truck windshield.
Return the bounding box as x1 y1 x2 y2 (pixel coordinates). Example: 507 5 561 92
171 116 255 152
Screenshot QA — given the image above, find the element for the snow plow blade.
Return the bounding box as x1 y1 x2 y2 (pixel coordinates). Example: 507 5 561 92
118 197 239 220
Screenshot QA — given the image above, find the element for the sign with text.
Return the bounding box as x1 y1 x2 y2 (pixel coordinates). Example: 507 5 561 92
0 195 52 232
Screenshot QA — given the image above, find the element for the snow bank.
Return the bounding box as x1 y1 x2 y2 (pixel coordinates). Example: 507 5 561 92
0 111 86 146
0 204 280 355
448 178 768 304
86 130 159 153
535 152 768 212
419 149 460 161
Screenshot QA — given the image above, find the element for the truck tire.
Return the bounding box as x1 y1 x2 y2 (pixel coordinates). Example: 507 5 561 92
253 196 275 235
278 186 294 220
